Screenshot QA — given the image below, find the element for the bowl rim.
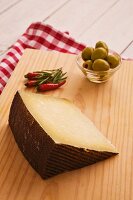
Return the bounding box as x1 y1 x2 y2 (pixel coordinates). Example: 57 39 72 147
76 49 122 73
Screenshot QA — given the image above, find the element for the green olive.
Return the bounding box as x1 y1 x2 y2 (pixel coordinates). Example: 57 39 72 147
92 59 110 71
91 47 108 61
95 41 108 53
81 47 94 61
107 54 120 68
83 60 93 70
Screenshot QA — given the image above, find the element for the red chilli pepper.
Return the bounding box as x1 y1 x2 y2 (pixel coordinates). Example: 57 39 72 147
37 81 66 92
24 72 41 79
25 80 38 87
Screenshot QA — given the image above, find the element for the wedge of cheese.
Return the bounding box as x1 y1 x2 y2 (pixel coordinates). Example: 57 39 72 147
9 91 118 179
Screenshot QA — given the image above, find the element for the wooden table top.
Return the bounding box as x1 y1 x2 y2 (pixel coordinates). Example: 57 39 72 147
0 0 133 59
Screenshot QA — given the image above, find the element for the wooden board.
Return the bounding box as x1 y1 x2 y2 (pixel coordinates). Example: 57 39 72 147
0 49 133 200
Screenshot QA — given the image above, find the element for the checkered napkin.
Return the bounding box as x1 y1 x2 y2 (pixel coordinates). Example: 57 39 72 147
0 22 86 95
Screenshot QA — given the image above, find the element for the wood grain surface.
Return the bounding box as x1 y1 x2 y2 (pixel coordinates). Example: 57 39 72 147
0 49 133 200
0 0 133 59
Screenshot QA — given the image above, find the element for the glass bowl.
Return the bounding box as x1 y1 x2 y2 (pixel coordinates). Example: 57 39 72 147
76 49 121 83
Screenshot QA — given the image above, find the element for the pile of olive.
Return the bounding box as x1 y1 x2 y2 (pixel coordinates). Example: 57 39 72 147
81 41 120 71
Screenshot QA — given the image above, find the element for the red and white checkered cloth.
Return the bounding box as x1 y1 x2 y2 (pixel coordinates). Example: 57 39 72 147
0 22 86 95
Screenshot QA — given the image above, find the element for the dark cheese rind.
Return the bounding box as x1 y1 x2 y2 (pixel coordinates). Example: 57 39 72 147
9 92 116 179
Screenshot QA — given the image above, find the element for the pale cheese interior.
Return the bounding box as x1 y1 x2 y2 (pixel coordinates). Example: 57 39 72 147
19 91 117 153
